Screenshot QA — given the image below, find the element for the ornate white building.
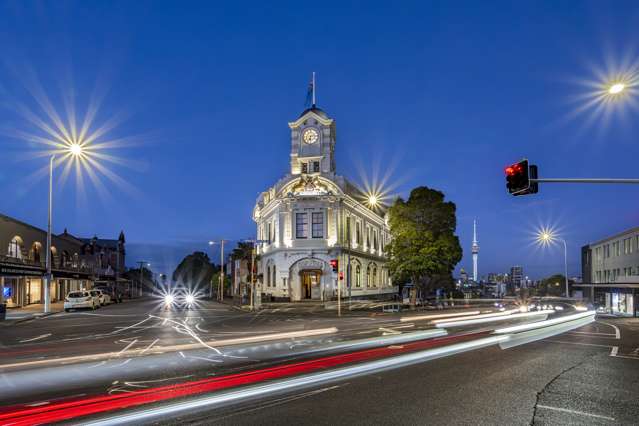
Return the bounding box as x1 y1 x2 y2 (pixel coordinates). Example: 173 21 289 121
252 103 396 301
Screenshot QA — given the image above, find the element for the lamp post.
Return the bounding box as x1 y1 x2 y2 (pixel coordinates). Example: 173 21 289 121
44 155 55 313
209 240 227 301
243 239 268 311
537 230 569 298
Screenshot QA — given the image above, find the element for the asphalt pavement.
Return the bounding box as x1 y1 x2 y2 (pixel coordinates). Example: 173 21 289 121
0 298 636 425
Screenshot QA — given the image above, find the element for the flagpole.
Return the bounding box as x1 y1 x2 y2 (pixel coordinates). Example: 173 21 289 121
312 72 316 106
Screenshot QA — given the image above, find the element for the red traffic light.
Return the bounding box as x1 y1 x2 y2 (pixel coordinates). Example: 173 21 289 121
505 159 538 196
330 259 339 272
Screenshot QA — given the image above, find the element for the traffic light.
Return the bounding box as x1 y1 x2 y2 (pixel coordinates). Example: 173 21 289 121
505 159 538 196
330 259 338 272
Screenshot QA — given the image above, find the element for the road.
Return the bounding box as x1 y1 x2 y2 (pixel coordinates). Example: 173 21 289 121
0 298 636 425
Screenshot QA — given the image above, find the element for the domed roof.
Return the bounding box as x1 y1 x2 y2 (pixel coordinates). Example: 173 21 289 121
299 106 328 119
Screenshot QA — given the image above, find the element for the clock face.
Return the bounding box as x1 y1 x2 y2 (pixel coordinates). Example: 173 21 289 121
303 128 319 144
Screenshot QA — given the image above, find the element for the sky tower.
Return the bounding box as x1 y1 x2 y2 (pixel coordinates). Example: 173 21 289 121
472 220 479 282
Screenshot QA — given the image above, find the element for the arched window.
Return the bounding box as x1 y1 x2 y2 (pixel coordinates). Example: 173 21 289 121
372 267 377 287
272 265 276 287
366 266 371 288
31 242 42 263
355 265 361 288
8 236 23 259
267 266 271 286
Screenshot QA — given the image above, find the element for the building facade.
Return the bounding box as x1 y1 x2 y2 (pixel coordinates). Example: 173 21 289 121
579 226 639 316
0 213 125 307
252 104 396 302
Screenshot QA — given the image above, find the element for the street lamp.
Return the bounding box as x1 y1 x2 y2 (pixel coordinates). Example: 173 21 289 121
44 144 84 313
536 228 570 298
608 82 626 95
243 239 269 311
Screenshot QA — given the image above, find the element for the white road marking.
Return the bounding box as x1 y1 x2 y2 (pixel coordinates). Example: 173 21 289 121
19 333 52 343
536 404 615 421
545 340 613 349
117 339 138 356
378 327 401 335
140 339 159 354
568 331 616 337
596 321 621 339
610 346 619 356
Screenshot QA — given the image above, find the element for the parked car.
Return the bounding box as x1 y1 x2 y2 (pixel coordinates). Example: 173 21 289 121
90 289 110 306
95 286 121 303
64 291 98 311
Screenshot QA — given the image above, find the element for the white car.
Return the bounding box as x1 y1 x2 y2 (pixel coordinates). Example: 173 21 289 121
64 291 98 311
90 289 110 306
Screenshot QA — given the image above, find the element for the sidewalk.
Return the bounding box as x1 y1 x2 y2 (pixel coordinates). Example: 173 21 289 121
2 301 65 324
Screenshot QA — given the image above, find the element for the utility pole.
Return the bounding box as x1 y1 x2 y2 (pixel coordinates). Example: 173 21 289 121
244 239 268 311
136 261 150 297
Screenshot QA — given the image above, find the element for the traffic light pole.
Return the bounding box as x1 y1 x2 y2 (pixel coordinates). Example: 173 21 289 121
531 178 639 184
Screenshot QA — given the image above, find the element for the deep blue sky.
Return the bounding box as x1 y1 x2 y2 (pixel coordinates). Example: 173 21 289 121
1 1 639 278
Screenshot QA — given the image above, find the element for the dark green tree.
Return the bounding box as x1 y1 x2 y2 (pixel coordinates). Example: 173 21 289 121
386 186 463 306
172 251 215 294
537 274 573 297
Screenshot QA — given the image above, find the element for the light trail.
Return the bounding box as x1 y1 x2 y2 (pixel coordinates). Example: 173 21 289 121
85 335 509 426
399 311 481 322
434 310 554 328
0 327 339 370
430 308 522 324
494 311 595 334
0 332 492 425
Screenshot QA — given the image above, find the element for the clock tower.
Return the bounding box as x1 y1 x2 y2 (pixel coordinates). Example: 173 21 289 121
288 106 336 176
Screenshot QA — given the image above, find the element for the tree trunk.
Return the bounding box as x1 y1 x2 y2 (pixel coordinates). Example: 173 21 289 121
410 275 418 309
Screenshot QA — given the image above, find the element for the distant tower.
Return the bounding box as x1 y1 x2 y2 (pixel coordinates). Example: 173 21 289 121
472 220 479 282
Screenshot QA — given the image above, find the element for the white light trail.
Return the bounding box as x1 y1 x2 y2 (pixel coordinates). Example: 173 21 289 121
0 327 339 370
430 308 521 324
434 310 554 328
494 311 595 334
400 311 481 322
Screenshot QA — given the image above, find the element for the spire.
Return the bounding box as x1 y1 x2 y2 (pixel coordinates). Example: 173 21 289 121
473 220 477 244
312 71 316 107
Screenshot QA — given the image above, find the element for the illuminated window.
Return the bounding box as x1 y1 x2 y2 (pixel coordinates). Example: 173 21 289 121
312 212 323 238
355 265 361 288
301 163 308 174
296 213 308 239
267 266 271 286
366 266 371 288
313 161 320 173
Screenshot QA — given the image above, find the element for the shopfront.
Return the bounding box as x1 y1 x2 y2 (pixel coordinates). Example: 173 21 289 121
574 283 638 317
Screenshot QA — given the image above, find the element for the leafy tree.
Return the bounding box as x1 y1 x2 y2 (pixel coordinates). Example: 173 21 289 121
537 274 573 297
386 186 463 306
172 251 215 294
230 241 259 277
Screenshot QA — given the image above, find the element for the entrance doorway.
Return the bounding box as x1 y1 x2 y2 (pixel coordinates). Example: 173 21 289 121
300 270 320 299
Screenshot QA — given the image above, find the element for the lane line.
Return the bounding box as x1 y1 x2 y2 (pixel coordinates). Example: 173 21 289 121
610 346 619 356
596 320 621 339
536 404 615 421
18 334 52 343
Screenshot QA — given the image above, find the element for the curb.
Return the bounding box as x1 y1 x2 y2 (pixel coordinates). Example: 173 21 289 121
1 311 61 326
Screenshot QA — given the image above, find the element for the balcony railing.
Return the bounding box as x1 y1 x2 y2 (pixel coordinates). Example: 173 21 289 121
0 254 94 274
